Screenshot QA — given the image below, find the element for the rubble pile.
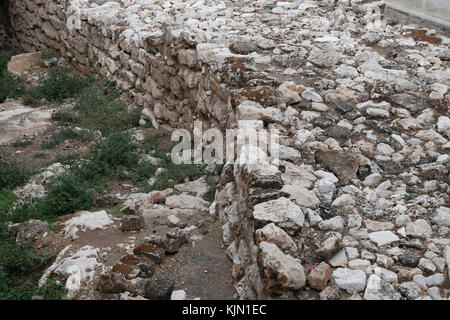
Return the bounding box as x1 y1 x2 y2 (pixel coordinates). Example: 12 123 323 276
6 0 450 299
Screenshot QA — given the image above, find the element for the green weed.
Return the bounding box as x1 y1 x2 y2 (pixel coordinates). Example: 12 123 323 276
41 128 80 149
0 50 24 103
24 66 93 106
53 80 140 135
10 139 33 148
0 151 31 189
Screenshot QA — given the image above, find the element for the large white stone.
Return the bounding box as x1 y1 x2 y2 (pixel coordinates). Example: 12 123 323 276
165 194 209 210
356 100 391 113
376 143 395 155
416 129 447 144
63 210 114 240
236 100 279 122
174 177 209 197
363 173 382 187
281 185 320 209
171 290 187 300
331 194 355 207
278 145 302 162
294 129 315 146
374 267 398 283
301 89 323 103
329 248 348 267
253 197 304 232
364 274 401 300
318 216 345 232
367 108 390 119
425 274 445 287
332 268 367 293
255 223 298 253
368 231 399 246
437 116 450 137
348 259 370 272
258 241 306 290
406 219 432 238
52 246 101 299
433 207 450 227
278 81 302 104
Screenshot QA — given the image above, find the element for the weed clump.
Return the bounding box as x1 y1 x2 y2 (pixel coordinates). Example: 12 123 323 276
0 266 66 300
41 128 80 149
10 132 139 220
53 80 140 135
24 66 93 106
126 134 212 193
40 50 58 61
0 151 31 190
0 50 25 103
10 139 33 148
38 174 95 217
0 189 62 300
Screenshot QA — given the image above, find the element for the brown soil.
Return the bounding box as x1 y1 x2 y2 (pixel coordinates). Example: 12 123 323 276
161 218 235 300
410 29 442 45
1 122 91 171
54 211 235 300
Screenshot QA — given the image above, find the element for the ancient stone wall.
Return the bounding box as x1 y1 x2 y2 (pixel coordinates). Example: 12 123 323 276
0 0 11 47
8 0 256 131
7 0 450 300
385 0 450 22
7 0 293 299
0 25 8 48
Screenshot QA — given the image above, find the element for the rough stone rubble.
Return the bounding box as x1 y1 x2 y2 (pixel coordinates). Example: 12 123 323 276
31 177 228 300
5 0 450 300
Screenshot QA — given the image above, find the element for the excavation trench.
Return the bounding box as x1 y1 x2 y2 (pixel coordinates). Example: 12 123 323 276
4 0 264 299
6 0 450 301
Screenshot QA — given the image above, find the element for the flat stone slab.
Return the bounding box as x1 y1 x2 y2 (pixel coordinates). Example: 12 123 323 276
7 52 41 76
63 210 114 240
252 197 304 232
368 231 400 246
332 268 367 293
0 100 52 145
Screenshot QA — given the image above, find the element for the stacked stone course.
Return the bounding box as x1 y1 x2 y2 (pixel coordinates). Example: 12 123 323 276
6 0 450 300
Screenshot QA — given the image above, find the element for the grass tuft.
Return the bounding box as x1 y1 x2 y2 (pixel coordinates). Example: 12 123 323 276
53 80 140 135
24 66 94 106
0 49 25 103
41 128 80 150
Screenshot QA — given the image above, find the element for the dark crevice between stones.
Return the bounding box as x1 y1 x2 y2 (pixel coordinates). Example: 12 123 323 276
0 0 12 48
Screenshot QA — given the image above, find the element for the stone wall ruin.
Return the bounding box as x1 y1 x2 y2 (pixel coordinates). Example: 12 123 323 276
6 0 450 300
